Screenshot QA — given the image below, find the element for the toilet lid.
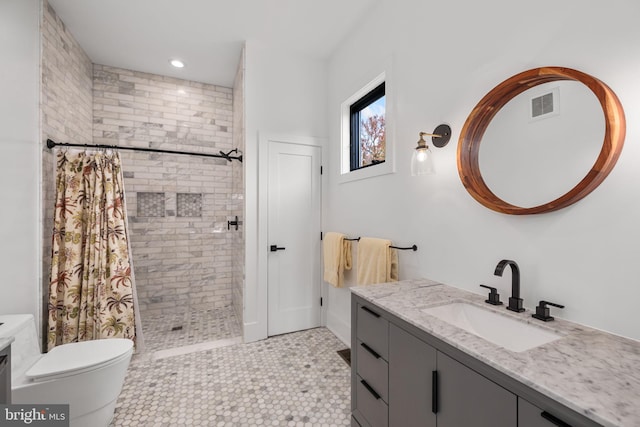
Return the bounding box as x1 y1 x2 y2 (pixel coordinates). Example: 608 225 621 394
26 338 133 381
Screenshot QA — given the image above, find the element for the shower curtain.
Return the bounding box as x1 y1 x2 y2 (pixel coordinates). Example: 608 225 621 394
47 149 139 350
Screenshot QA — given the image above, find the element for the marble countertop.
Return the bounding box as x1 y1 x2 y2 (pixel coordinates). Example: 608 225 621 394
351 279 640 427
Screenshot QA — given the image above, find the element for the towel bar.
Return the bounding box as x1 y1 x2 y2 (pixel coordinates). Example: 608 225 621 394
343 237 417 251
391 244 418 251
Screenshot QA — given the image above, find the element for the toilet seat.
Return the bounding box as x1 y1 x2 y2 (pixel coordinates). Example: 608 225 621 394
26 339 133 382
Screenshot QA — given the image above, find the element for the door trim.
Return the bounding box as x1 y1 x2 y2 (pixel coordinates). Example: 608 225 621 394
254 133 326 341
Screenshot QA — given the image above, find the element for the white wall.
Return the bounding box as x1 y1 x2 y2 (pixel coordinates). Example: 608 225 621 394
243 41 328 342
325 0 640 344
0 0 41 323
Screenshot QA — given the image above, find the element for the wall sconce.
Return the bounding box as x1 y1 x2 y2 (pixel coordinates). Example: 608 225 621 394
411 124 452 176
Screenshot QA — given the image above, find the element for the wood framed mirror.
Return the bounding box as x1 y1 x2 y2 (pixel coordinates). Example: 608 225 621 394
457 66 625 215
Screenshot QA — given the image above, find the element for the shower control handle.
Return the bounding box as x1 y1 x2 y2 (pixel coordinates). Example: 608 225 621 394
270 245 286 252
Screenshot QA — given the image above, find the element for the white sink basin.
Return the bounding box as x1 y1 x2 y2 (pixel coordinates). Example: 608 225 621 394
422 302 562 352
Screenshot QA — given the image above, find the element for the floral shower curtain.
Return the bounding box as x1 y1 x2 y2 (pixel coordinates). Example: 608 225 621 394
47 149 138 350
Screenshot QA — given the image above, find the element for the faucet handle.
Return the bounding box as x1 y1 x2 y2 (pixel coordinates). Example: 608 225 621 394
479 284 503 306
532 300 565 322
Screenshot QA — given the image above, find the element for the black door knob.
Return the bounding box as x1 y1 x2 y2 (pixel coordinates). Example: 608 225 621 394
270 245 286 252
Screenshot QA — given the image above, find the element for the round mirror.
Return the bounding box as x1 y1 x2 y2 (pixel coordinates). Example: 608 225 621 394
457 67 625 215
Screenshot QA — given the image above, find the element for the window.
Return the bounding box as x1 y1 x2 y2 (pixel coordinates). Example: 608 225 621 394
339 68 394 183
350 82 386 171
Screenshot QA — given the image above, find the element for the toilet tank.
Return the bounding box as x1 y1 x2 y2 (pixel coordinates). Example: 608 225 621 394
0 315 42 384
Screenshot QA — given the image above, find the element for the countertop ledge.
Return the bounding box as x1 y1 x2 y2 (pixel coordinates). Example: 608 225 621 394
0 337 14 352
351 279 640 427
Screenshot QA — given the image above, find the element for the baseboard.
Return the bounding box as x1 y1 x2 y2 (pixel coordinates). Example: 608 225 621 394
326 310 351 347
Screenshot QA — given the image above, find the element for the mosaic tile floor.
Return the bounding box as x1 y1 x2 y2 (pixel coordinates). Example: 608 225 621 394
110 328 351 426
140 306 242 352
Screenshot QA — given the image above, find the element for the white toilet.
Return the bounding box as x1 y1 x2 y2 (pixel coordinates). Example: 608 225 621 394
0 314 133 427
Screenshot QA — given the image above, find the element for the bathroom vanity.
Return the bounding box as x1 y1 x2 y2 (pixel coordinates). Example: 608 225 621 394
350 279 640 427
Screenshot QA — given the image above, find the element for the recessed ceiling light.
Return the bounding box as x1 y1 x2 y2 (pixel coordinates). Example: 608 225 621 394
170 59 185 68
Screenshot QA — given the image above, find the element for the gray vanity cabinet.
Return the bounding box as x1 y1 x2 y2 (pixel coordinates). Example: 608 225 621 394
353 297 516 427
388 324 436 426
352 293 603 427
437 351 516 427
388 323 516 427
353 303 389 427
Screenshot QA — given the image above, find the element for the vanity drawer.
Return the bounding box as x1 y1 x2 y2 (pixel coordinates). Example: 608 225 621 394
519 398 575 427
356 340 389 403
356 375 389 427
356 303 389 360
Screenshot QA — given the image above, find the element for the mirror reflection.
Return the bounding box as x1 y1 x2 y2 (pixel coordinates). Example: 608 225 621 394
479 81 604 208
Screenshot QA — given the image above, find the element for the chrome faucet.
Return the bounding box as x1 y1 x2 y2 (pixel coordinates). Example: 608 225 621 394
494 259 524 312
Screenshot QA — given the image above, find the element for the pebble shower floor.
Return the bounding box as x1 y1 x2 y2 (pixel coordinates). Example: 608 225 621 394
109 326 352 426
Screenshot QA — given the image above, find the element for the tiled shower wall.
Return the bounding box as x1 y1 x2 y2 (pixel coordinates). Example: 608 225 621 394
40 0 94 336
41 1 243 326
92 64 235 316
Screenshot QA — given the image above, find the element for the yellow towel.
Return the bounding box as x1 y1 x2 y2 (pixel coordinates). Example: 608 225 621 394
323 232 352 288
357 237 399 285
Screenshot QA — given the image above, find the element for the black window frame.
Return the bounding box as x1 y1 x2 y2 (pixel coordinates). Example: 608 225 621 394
350 82 386 171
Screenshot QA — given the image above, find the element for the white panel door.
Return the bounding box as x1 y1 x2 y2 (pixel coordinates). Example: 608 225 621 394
267 140 321 336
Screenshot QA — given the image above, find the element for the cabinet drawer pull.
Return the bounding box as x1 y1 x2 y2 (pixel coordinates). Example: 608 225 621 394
361 306 381 318
360 379 381 400
360 342 381 359
541 411 572 426
432 370 438 414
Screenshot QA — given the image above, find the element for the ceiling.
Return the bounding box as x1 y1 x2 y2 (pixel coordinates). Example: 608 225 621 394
48 0 378 87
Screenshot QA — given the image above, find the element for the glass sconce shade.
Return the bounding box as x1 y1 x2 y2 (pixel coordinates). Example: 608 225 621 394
411 145 434 175
410 126 451 176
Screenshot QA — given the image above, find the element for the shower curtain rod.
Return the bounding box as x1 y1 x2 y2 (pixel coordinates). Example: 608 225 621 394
46 138 243 163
